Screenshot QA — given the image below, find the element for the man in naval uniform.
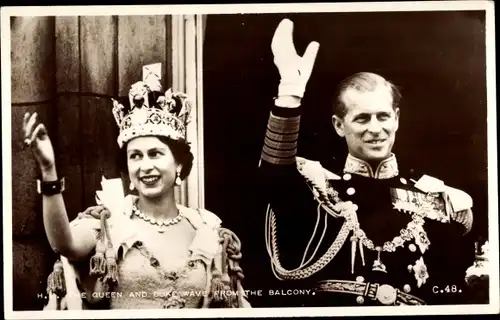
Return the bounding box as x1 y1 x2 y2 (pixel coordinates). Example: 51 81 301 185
260 19 475 307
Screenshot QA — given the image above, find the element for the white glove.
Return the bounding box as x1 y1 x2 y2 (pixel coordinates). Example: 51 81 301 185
271 19 320 98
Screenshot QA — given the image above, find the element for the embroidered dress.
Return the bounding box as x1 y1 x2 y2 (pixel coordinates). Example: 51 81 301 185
45 195 249 310
104 198 212 309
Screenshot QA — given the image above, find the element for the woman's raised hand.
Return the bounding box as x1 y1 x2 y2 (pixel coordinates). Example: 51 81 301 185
22 112 56 173
271 18 320 99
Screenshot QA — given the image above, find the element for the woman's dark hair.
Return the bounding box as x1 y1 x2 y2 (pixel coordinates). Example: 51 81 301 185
118 136 194 181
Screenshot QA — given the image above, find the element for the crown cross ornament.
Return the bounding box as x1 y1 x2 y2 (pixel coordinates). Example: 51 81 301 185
111 63 192 148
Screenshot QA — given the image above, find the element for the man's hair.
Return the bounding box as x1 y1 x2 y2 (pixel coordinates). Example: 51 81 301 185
333 72 402 118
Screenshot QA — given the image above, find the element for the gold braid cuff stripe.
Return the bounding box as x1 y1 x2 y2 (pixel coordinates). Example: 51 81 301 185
262 145 297 159
267 115 301 134
261 151 295 165
264 137 298 151
269 113 301 124
265 130 299 142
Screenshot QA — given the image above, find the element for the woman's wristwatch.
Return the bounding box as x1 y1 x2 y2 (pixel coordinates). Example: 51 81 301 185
37 177 65 195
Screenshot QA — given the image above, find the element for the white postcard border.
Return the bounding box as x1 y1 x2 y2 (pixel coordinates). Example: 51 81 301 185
2 1 498 318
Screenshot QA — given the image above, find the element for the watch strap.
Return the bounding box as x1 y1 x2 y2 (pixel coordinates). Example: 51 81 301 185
37 177 65 195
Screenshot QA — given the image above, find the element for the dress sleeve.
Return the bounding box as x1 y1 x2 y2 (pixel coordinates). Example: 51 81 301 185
45 205 112 310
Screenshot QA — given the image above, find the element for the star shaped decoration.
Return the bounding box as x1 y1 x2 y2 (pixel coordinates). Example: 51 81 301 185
412 257 429 288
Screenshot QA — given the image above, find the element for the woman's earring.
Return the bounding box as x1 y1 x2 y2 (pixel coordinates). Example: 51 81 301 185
175 169 182 186
129 182 135 191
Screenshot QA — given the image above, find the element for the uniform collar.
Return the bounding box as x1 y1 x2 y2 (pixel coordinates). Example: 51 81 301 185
344 153 399 179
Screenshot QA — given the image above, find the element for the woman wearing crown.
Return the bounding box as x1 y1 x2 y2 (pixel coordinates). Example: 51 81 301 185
22 72 250 310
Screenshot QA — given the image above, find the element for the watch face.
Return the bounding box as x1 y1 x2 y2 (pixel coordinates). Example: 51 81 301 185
38 178 65 195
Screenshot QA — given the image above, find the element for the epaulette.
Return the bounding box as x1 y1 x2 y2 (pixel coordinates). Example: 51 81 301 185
296 157 341 204
410 174 474 233
444 185 473 212
411 174 473 210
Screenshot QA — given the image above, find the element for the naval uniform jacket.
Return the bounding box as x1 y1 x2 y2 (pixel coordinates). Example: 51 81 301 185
260 105 475 307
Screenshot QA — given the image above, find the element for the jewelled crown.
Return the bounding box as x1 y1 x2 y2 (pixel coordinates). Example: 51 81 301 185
111 63 192 148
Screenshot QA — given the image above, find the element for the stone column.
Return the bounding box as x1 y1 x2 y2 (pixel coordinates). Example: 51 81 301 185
11 16 57 311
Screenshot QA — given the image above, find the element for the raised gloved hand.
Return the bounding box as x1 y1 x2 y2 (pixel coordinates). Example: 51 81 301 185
271 18 320 99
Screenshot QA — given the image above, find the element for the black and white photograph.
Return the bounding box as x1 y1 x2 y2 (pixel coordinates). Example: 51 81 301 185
2 2 498 318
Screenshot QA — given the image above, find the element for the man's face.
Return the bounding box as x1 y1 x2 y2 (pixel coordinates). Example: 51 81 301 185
333 87 400 162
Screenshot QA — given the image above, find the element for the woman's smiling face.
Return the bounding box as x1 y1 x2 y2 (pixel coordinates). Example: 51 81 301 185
126 136 179 199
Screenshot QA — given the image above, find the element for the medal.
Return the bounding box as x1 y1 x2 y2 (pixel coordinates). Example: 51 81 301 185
349 202 429 275
350 231 366 274
372 247 387 273
351 236 357 274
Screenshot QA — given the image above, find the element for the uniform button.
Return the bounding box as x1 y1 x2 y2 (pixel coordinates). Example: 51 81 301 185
356 276 365 283
403 284 411 293
400 177 407 185
409 244 417 252
343 173 352 181
347 187 356 196
356 296 365 304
